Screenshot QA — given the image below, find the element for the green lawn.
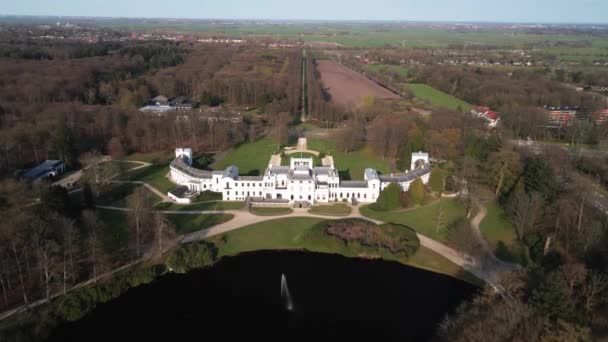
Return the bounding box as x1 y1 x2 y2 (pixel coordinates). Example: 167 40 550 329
250 207 293 216
282 152 321 166
212 217 478 284
123 164 175 193
214 137 282 176
405 84 472 112
360 198 467 242
479 202 525 264
96 183 162 207
97 208 130 252
479 202 516 247
307 138 391 180
309 203 352 216
156 201 245 211
125 151 174 164
168 214 234 234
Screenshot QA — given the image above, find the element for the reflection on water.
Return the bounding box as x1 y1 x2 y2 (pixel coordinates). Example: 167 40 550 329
49 250 478 341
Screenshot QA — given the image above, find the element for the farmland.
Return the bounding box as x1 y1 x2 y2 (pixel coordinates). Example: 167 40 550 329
404 84 472 112
316 60 400 110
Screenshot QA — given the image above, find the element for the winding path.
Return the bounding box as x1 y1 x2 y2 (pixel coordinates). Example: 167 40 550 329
97 201 515 284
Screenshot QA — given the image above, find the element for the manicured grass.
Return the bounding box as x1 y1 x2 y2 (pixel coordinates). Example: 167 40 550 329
214 137 282 176
156 201 245 211
97 208 129 252
282 152 321 166
250 207 293 216
309 203 352 216
168 214 234 234
479 202 516 247
196 191 223 202
125 151 174 164
307 138 391 180
405 84 472 112
123 164 175 193
97 183 162 207
212 217 478 284
479 202 525 264
360 198 467 242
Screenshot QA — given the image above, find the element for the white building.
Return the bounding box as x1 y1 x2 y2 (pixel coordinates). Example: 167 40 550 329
169 148 431 205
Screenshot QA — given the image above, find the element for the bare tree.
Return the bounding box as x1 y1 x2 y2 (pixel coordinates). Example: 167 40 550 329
581 272 608 316
60 218 80 295
31 217 59 300
153 213 177 257
506 192 544 241
127 187 153 258
82 210 110 283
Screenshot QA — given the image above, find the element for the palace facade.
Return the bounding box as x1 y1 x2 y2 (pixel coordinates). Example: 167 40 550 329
168 148 431 205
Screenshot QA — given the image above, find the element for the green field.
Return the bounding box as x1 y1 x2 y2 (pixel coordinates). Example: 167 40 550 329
405 84 472 112
307 138 391 180
125 151 174 164
98 208 130 252
309 203 352 216
360 198 467 242
479 202 525 264
122 164 175 193
97 183 162 207
479 202 516 247
212 217 478 283
250 207 293 216
282 152 321 166
156 201 245 211
214 137 282 176
168 214 234 234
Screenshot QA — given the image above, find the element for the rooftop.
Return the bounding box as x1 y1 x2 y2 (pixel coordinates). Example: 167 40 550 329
22 160 64 181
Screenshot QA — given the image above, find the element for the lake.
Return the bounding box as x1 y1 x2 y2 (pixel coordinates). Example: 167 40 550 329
49 250 478 341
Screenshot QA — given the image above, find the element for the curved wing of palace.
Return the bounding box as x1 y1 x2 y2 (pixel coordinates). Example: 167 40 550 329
168 147 431 204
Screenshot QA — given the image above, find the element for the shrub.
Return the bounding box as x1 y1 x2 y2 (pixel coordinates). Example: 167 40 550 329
372 183 401 211
408 177 425 205
321 219 420 258
165 241 219 273
318 152 326 159
428 167 445 193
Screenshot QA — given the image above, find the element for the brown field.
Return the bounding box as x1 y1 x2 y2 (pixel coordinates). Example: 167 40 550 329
316 60 400 110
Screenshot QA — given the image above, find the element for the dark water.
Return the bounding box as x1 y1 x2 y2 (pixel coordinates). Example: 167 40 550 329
49 251 478 341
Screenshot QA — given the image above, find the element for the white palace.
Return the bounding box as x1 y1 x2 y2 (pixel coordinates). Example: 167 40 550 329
168 147 431 205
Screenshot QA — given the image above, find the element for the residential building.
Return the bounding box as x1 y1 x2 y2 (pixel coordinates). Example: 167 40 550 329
542 105 581 126
471 106 500 128
21 160 66 182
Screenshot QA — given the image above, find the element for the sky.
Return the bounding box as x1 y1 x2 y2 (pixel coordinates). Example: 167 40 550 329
2 0 607 24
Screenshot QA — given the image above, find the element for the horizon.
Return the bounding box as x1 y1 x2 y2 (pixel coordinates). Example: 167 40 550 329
2 14 608 26
2 0 608 25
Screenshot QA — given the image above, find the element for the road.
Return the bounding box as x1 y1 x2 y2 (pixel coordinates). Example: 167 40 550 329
301 49 307 123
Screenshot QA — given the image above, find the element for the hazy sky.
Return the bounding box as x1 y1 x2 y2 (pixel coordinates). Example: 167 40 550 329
2 0 607 23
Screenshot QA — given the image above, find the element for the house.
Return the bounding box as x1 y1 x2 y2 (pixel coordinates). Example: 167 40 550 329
592 109 608 124
542 105 581 126
168 148 431 206
471 106 500 128
139 95 194 114
21 160 66 182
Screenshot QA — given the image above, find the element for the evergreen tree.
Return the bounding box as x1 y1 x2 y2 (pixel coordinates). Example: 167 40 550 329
372 183 401 211
408 177 425 205
428 168 445 194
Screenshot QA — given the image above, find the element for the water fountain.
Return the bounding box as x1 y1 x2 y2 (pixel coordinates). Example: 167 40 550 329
281 273 294 312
